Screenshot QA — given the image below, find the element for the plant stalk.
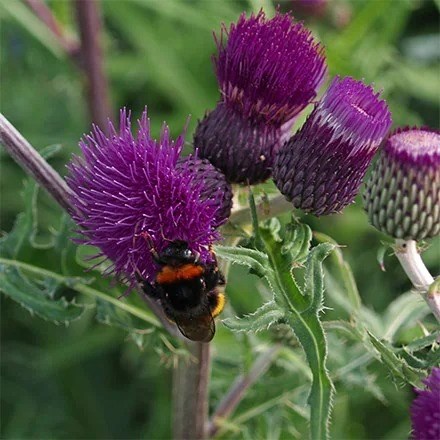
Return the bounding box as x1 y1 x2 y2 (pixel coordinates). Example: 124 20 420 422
395 239 440 322
24 0 80 58
0 114 73 214
173 342 211 439
74 0 112 129
208 345 280 437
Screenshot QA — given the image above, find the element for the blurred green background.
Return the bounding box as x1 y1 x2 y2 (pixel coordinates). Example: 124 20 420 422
1 0 439 439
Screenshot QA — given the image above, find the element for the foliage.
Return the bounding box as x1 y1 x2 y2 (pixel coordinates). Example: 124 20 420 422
1 1 439 439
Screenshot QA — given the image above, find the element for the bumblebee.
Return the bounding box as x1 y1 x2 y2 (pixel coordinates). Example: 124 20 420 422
138 238 226 342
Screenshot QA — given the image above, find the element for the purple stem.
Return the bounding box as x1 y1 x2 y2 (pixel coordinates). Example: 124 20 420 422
24 0 80 58
208 345 281 437
173 342 211 439
74 0 112 129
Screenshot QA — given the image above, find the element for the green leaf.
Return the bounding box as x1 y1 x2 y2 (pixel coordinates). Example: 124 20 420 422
401 331 440 352
0 265 84 324
96 299 153 348
214 245 271 280
314 232 361 314
0 180 35 259
383 292 430 342
260 221 307 311
286 310 334 440
282 220 312 265
367 332 426 387
303 243 335 313
0 1 66 58
222 301 284 333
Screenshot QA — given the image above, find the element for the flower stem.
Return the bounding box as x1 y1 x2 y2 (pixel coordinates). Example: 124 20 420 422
230 194 291 226
0 114 73 214
173 342 211 439
24 0 80 58
208 345 280 437
74 0 112 129
394 239 440 322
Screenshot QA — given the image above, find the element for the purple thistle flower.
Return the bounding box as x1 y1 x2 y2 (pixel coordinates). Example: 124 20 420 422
67 109 221 284
194 10 327 184
364 127 440 240
273 76 392 216
411 368 440 440
176 157 233 228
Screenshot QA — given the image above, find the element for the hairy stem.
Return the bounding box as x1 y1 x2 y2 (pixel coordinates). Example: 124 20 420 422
74 0 112 129
208 345 280 437
395 239 439 322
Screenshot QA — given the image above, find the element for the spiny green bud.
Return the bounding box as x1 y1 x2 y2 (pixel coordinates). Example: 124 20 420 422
363 127 440 240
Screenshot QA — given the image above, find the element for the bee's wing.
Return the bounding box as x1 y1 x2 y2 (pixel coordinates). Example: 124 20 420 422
174 310 215 343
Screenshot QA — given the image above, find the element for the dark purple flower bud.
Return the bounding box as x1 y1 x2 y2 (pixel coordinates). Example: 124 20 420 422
363 127 440 240
410 368 440 440
195 10 327 184
176 157 233 227
273 76 392 216
67 109 221 284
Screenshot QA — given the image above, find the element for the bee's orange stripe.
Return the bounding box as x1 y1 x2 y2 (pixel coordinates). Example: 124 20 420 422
156 264 204 284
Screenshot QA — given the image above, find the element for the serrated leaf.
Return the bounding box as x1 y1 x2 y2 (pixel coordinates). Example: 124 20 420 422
367 331 426 387
314 232 361 314
286 310 334 440
400 331 440 352
0 265 84 323
260 223 307 311
96 299 153 348
222 301 284 333
303 243 335 312
214 245 271 279
0 180 35 258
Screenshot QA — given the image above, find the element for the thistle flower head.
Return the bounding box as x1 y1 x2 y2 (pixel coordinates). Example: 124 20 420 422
274 76 392 215
411 368 440 440
67 109 221 283
215 10 327 125
176 157 233 227
364 127 440 240
195 10 327 185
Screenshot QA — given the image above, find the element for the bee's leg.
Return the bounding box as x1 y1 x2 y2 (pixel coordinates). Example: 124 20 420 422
138 231 163 264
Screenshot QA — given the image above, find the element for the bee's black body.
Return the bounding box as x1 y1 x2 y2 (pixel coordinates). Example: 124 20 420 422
138 240 225 342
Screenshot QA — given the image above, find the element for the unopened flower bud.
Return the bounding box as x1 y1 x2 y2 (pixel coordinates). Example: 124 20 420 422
176 157 233 227
363 127 440 240
274 76 392 215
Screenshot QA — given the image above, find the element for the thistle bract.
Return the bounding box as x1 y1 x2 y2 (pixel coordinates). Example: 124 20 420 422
176 157 233 227
273 76 392 216
195 10 327 184
363 127 440 240
411 368 440 440
67 109 221 284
